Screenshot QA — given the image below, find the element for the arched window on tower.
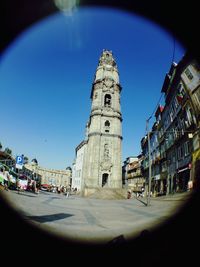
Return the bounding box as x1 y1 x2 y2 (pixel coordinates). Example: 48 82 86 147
104 120 110 133
104 94 111 107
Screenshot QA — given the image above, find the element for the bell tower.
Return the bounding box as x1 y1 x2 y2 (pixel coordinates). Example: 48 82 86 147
83 49 122 190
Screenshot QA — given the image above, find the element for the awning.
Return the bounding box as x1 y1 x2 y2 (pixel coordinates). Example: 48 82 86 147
178 167 189 173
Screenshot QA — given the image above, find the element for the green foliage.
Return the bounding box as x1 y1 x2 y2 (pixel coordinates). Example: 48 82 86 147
4 147 12 155
24 156 29 163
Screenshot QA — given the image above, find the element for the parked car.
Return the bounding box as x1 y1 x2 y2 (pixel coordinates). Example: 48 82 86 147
40 184 49 191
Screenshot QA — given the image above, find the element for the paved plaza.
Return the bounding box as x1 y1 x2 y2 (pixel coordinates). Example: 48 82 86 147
1 189 191 245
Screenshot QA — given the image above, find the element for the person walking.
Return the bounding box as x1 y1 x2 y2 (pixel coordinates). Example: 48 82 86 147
66 187 70 198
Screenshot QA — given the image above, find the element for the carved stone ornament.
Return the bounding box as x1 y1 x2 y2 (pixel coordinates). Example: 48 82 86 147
104 78 113 88
94 92 98 99
114 84 119 92
95 82 102 90
100 160 113 171
104 107 112 112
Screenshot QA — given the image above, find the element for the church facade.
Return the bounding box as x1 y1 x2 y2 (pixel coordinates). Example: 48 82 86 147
81 49 123 190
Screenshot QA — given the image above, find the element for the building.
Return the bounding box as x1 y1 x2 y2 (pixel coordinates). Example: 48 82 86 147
24 163 72 188
122 156 137 188
81 49 123 193
122 155 145 192
150 119 163 196
71 140 87 191
180 57 200 188
160 54 199 193
0 150 15 169
141 52 200 196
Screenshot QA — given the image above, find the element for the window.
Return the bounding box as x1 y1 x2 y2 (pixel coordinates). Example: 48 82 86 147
105 120 110 127
186 106 193 125
174 97 179 109
184 141 190 156
194 88 200 106
169 107 174 122
177 146 184 160
177 83 186 97
104 94 111 107
179 117 185 131
104 120 110 133
184 67 194 80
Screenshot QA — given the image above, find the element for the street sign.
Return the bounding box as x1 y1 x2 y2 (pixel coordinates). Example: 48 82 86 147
16 155 23 164
16 155 24 169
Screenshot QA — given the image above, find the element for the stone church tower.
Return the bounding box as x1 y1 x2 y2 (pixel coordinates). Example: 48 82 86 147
83 50 122 190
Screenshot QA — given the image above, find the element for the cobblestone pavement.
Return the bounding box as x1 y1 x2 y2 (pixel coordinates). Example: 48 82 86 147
1 189 191 244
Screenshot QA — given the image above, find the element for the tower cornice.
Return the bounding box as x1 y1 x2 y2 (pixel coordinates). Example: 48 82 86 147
90 112 123 122
88 132 123 140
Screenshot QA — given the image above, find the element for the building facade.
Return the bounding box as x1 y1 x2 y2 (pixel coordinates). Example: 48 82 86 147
71 141 87 191
141 52 200 196
82 50 123 190
24 163 72 188
122 155 145 192
122 156 137 188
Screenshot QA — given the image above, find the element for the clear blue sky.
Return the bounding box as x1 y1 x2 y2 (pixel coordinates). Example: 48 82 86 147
0 7 185 170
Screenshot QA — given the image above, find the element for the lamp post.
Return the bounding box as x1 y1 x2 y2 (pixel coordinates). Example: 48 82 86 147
31 158 38 186
146 117 152 206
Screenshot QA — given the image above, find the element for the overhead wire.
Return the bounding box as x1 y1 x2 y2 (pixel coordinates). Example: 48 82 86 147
144 36 176 136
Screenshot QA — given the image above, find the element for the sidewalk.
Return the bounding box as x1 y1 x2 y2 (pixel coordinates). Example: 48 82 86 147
1 189 193 245
150 191 191 201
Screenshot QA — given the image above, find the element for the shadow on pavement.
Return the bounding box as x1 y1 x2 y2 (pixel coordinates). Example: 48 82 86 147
13 192 38 197
27 213 73 223
135 197 147 206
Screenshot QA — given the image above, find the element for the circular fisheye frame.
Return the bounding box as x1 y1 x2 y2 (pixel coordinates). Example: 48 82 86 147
1 2 200 261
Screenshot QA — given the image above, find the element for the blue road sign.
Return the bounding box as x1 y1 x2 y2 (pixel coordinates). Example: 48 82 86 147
16 155 24 165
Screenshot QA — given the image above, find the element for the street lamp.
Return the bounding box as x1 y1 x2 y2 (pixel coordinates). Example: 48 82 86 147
146 117 152 206
31 158 38 180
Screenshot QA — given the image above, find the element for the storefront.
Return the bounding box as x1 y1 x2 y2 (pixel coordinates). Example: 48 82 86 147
177 164 191 192
151 174 160 197
192 148 200 189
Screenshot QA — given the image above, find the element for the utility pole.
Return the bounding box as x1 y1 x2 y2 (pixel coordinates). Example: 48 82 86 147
146 117 152 206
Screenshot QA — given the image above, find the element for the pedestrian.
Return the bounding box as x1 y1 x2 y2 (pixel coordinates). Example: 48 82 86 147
66 187 70 198
16 178 21 194
36 182 40 194
127 190 132 199
32 180 37 194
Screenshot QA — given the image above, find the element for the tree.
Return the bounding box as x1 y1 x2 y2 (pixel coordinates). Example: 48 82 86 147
4 147 12 155
23 156 29 164
31 158 38 165
0 142 2 150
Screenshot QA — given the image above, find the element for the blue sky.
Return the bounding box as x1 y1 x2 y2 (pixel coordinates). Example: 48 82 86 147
0 7 185 170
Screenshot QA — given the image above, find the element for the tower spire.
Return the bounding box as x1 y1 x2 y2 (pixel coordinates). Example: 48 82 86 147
91 50 120 99
98 49 117 67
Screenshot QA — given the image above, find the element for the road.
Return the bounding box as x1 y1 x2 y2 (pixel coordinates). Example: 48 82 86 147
1 189 191 245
